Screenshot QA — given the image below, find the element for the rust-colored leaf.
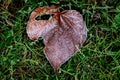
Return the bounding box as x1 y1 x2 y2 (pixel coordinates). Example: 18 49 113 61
27 6 87 72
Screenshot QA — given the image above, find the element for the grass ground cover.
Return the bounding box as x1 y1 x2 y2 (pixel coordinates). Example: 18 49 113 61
0 0 120 80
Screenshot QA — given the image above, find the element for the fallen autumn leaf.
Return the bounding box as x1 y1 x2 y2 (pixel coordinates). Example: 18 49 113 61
27 6 87 72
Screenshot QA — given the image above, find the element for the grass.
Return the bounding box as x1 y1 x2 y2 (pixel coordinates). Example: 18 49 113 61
0 0 120 79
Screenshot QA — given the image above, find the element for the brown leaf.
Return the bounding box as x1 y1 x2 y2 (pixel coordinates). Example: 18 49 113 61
27 6 58 40
27 6 87 72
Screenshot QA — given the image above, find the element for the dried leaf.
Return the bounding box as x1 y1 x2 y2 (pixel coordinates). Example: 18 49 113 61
27 6 87 72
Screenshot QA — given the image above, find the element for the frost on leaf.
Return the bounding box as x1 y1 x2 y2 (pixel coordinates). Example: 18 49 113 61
27 6 87 72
